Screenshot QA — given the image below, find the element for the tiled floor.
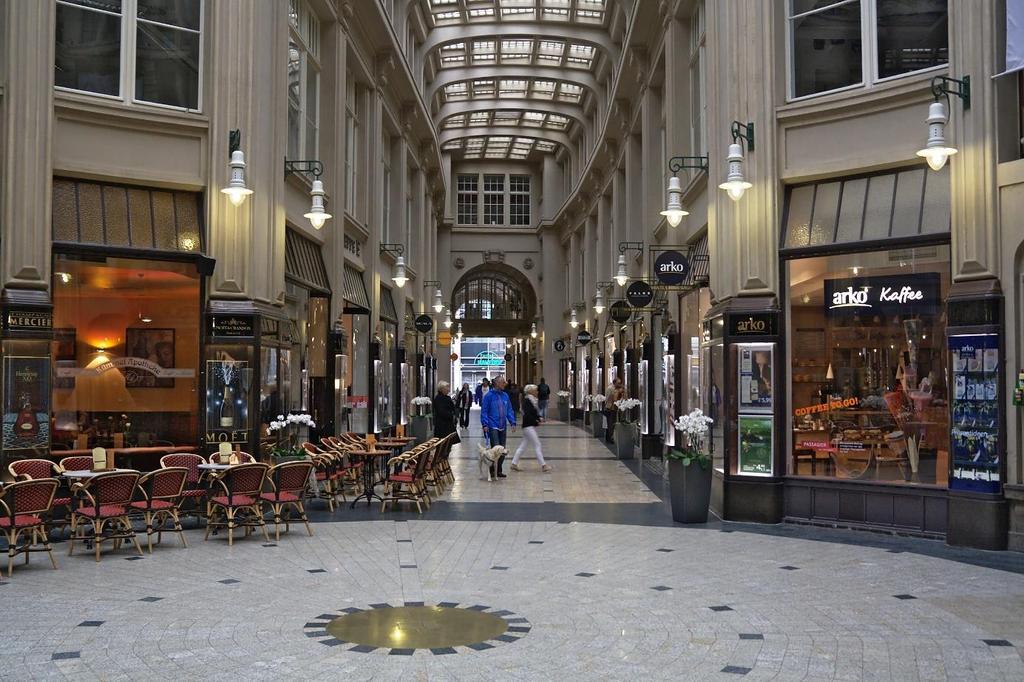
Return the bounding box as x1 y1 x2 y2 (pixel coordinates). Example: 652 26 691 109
3 416 1024 680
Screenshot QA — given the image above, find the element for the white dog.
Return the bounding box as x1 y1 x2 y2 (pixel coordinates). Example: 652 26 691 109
478 443 507 481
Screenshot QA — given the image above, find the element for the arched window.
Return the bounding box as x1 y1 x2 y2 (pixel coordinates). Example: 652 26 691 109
452 272 526 321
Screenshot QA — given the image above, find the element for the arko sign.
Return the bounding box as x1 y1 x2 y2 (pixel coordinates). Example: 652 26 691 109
823 273 940 317
654 250 690 286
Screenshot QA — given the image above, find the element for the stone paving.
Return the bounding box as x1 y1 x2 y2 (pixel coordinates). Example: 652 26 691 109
2 417 1023 680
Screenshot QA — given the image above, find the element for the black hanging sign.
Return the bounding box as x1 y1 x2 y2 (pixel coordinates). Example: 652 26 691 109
414 314 434 333
626 281 654 308
609 301 632 323
553 339 567 353
654 250 690 286
207 314 255 338
576 330 592 346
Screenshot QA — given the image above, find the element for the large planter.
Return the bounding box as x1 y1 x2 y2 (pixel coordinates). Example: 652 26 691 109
557 400 570 422
591 411 605 439
668 456 712 524
410 414 431 444
614 422 635 459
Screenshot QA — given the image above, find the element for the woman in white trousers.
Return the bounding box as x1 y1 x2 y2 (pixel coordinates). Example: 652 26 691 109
511 384 550 472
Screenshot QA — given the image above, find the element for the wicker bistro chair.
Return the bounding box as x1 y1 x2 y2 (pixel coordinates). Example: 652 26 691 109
321 438 364 494
58 456 94 473
159 453 208 521
302 442 341 510
0 478 60 577
130 467 188 553
427 434 456 492
9 459 73 535
380 444 434 514
204 463 270 546
261 460 315 541
68 470 144 562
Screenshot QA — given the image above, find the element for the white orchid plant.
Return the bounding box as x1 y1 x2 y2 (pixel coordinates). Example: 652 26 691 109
591 394 606 409
668 408 714 468
411 395 433 416
556 390 571 400
267 412 316 459
614 397 641 423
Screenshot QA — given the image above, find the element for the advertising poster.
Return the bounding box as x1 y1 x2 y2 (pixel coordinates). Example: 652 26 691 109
738 344 773 412
949 334 1000 493
205 359 250 445
3 356 50 451
738 414 773 475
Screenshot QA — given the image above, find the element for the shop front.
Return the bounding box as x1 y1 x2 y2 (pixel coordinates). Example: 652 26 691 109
373 285 399 434
336 265 371 433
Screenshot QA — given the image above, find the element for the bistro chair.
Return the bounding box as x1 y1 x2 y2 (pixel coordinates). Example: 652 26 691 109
0 478 59 577
321 437 364 495
130 467 188 553
8 459 73 537
159 453 208 521
58 455 94 473
302 442 341 509
261 460 315 541
380 443 433 514
210 451 256 465
68 470 144 562
204 463 270 546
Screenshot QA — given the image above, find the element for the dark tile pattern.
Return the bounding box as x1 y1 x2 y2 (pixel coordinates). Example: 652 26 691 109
321 638 346 647
389 648 414 655
528 540 544 544
739 633 764 640
467 642 494 651
307 569 327 574
404 601 425 607
893 594 917 600
369 603 392 609
400 564 417 569
349 645 377 653
51 652 80 661
575 572 597 577
722 665 751 675
262 543 277 547
124 556 144 561
656 548 674 553
491 566 509 571
218 579 240 584
437 601 459 608
983 639 1013 647
779 566 800 571
709 605 734 612
431 647 457 655
650 585 672 591
138 597 163 603
78 621 104 627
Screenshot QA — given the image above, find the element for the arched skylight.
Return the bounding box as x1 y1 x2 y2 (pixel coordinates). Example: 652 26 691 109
425 0 608 27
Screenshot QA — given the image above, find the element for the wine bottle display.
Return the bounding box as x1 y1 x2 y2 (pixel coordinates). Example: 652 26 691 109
220 384 236 428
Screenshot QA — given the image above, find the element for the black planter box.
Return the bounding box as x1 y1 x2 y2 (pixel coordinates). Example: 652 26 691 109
669 457 712 524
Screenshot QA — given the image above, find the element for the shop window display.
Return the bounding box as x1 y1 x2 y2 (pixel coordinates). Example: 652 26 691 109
787 245 950 486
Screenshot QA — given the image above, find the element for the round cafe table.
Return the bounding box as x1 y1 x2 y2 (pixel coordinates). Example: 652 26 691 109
61 468 133 479
348 450 391 508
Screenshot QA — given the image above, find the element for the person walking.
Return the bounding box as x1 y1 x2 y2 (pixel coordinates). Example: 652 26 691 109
511 384 549 472
604 378 625 444
432 382 457 438
455 382 473 429
475 378 490 405
508 382 522 421
480 375 515 478
537 378 551 418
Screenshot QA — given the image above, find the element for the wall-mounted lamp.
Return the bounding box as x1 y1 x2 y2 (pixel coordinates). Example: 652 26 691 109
530 322 538 339
661 156 708 227
615 242 644 287
423 280 443 313
456 322 464 341
221 129 254 206
285 159 332 229
593 281 612 314
569 308 579 329
719 121 754 201
380 243 407 288
443 308 453 329
916 75 970 171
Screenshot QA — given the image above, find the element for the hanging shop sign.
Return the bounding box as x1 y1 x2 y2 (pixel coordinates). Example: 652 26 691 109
476 350 505 367
450 353 459 362
576 330 593 346
553 339 567 353
626 281 654 308
653 250 690 286
3 307 52 333
824 273 940 318
437 331 452 346
610 301 632 323
207 314 255 338
414 314 434 333
504 353 512 362
728 312 778 336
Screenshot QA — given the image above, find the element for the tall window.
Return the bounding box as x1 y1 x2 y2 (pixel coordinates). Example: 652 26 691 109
483 174 505 226
788 0 948 99
689 2 706 158
288 0 320 160
55 0 202 110
345 74 359 216
457 174 478 225
509 175 531 225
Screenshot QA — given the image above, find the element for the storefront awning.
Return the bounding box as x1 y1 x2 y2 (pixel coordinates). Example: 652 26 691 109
52 177 203 254
379 285 399 323
342 266 370 313
285 229 330 293
781 166 950 253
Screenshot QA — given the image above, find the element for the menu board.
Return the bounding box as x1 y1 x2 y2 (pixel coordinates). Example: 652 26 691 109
738 414 773 475
738 343 773 412
949 334 1000 493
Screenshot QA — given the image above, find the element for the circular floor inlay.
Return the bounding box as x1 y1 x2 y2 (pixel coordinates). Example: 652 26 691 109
327 605 508 649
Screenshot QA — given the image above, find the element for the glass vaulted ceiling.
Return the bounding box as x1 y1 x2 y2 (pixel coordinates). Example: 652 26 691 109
422 0 612 160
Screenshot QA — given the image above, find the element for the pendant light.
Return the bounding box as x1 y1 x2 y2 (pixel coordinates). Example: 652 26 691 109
718 142 752 201
221 149 253 206
593 287 605 315
614 254 629 287
443 308 453 329
530 322 538 339
303 179 332 229
659 176 688 227
916 100 958 171
392 256 408 288
432 287 444 313
569 308 579 329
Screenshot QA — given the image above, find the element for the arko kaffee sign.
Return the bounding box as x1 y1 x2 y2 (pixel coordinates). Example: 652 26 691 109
823 273 940 317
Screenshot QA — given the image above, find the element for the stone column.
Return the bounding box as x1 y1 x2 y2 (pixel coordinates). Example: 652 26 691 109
542 154 562 221
540 225 565 383
206 0 287 310
323 22 348 325
2 0 55 305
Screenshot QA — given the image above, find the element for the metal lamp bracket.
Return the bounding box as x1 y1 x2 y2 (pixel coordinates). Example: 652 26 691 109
284 159 325 178
930 75 970 110
667 155 709 174
730 121 755 152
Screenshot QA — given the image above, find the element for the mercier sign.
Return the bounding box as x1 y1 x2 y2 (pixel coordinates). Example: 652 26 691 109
824 273 940 318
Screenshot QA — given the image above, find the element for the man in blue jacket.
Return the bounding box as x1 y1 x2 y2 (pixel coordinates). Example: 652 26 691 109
481 375 516 478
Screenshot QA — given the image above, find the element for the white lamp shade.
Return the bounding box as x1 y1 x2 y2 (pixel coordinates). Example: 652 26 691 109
915 100 958 171
718 142 752 201
392 255 408 288
221 150 254 206
303 179 332 229
433 288 444 313
659 175 688 227
614 254 629 286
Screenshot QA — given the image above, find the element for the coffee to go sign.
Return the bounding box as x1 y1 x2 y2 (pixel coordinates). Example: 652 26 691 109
824 273 940 318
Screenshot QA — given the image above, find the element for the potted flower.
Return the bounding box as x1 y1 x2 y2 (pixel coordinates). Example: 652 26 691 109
613 398 641 459
556 390 571 421
410 396 433 444
582 395 591 427
666 409 714 523
268 412 316 461
590 394 606 439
